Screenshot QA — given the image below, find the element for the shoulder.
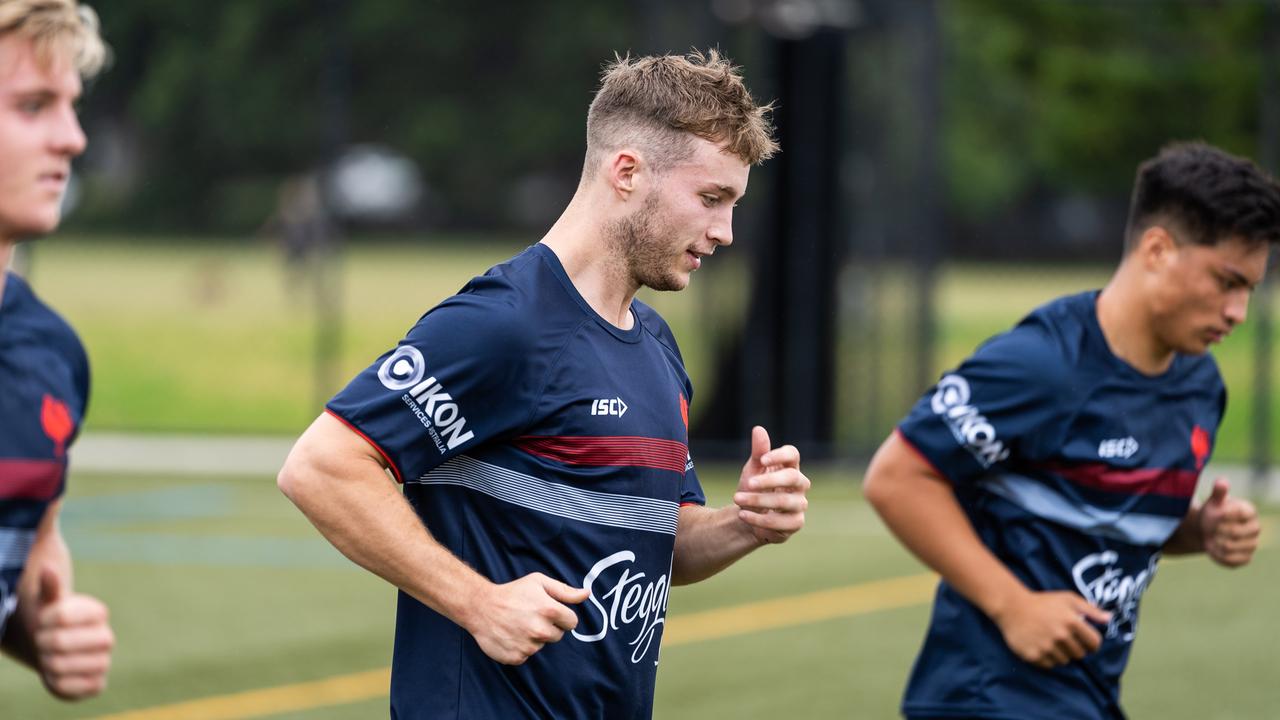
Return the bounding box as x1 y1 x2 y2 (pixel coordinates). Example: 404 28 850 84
406 247 584 361
981 293 1094 374
3 273 88 371
633 299 685 363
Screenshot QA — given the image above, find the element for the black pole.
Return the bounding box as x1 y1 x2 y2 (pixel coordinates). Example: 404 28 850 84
1252 0 1279 496
314 0 349 413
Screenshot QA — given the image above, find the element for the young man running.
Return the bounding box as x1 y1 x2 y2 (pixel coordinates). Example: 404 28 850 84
865 141 1276 719
280 50 811 719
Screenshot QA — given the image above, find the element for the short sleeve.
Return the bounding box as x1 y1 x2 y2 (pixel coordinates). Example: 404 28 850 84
327 294 538 482
897 327 1071 485
680 449 705 506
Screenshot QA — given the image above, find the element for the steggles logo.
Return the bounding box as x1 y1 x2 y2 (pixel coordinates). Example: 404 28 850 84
1072 551 1158 642
572 550 670 665
0 579 15 640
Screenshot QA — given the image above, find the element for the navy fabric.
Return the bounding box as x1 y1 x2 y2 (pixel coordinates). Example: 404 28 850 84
328 244 703 719
896 291 1224 720
0 272 88 638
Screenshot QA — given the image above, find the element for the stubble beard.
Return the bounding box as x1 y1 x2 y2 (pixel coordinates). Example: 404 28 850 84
607 192 685 292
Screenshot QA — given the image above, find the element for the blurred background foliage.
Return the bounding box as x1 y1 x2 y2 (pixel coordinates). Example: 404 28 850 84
67 0 1274 253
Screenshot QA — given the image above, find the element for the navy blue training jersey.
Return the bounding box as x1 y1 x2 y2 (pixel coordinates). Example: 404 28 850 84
327 244 703 720
0 272 89 637
896 291 1223 720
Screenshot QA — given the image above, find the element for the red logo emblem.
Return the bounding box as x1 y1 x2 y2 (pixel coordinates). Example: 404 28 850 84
679 393 689 433
41 394 75 458
1190 425 1211 471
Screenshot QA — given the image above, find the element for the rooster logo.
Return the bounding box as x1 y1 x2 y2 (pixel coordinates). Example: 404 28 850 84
1190 425 1210 471
41 394 74 458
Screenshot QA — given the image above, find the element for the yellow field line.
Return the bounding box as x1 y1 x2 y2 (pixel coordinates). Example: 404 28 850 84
662 572 938 646
88 572 937 720
89 669 392 720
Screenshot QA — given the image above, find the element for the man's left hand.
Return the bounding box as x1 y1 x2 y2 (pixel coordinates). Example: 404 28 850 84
1200 478 1261 568
732 426 809 544
33 566 114 700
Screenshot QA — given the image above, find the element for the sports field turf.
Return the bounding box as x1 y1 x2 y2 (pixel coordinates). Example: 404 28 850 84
22 237 1280 460
0 465 1275 719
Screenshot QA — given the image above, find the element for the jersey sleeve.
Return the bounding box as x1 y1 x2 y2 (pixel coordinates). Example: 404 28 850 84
326 294 538 482
680 421 705 506
897 326 1071 485
638 302 706 506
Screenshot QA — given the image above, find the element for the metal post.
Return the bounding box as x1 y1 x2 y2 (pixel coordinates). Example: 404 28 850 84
314 0 349 412
1252 0 1280 496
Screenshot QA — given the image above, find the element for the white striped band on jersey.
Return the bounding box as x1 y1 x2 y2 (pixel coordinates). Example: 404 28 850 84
0 527 37 571
980 472 1182 546
406 454 680 536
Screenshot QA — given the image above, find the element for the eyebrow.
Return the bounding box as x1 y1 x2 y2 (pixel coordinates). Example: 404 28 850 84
1220 265 1256 289
712 184 742 200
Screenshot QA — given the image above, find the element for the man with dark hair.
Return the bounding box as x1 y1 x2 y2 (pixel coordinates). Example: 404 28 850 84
0 0 114 701
864 141 1277 719
279 50 809 719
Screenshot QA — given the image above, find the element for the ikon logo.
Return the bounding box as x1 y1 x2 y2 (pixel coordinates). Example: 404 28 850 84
378 345 475 453
931 374 1009 467
591 397 628 417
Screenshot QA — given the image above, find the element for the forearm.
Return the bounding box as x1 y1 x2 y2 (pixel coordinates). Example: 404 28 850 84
670 504 764 585
0 505 71 670
1162 503 1205 555
278 427 491 631
864 437 1030 623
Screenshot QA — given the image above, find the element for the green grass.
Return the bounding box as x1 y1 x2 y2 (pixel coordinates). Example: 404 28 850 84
1 465 1276 719
20 238 1280 460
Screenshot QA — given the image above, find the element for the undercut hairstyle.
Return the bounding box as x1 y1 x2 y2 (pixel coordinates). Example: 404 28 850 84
0 0 107 77
583 48 778 182
1125 141 1280 252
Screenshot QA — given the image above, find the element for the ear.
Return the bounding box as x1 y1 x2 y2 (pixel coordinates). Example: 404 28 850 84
606 149 644 201
1134 225 1179 272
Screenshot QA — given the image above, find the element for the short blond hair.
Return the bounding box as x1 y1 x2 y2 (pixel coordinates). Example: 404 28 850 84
584 49 778 177
0 0 107 77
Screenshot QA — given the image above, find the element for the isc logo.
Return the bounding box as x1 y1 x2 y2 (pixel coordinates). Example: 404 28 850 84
1098 437 1139 459
591 397 628 417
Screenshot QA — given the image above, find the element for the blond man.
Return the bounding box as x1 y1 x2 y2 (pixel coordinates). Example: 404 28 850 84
280 50 811 719
0 0 114 702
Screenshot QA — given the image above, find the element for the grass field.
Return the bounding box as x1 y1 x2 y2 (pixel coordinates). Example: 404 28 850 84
21 237 1280 462
0 463 1276 719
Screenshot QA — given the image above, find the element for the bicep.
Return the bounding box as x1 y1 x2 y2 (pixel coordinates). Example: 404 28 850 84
280 412 396 497
864 431 950 500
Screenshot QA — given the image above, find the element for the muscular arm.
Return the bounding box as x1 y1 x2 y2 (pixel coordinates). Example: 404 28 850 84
1162 478 1259 566
278 412 586 664
671 427 809 586
1 500 114 699
863 431 1109 668
671 504 765 585
0 501 71 669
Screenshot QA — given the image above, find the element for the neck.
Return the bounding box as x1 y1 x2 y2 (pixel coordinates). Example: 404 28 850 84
539 190 639 329
1096 264 1175 375
0 240 13 304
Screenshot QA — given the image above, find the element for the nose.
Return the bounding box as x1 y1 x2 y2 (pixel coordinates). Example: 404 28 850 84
50 105 87 158
1225 289 1249 327
708 215 734 248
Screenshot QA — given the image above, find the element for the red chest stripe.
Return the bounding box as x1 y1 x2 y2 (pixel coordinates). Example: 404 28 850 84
0 459 63 501
1048 462 1199 499
514 435 688 474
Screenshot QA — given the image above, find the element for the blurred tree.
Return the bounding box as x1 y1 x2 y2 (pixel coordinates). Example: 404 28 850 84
943 0 1265 224
66 0 1272 246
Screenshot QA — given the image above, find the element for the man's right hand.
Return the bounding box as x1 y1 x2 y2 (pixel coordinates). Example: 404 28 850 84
467 573 589 665
992 590 1112 669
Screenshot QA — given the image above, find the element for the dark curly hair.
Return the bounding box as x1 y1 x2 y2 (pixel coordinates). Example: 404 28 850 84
1125 141 1280 251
